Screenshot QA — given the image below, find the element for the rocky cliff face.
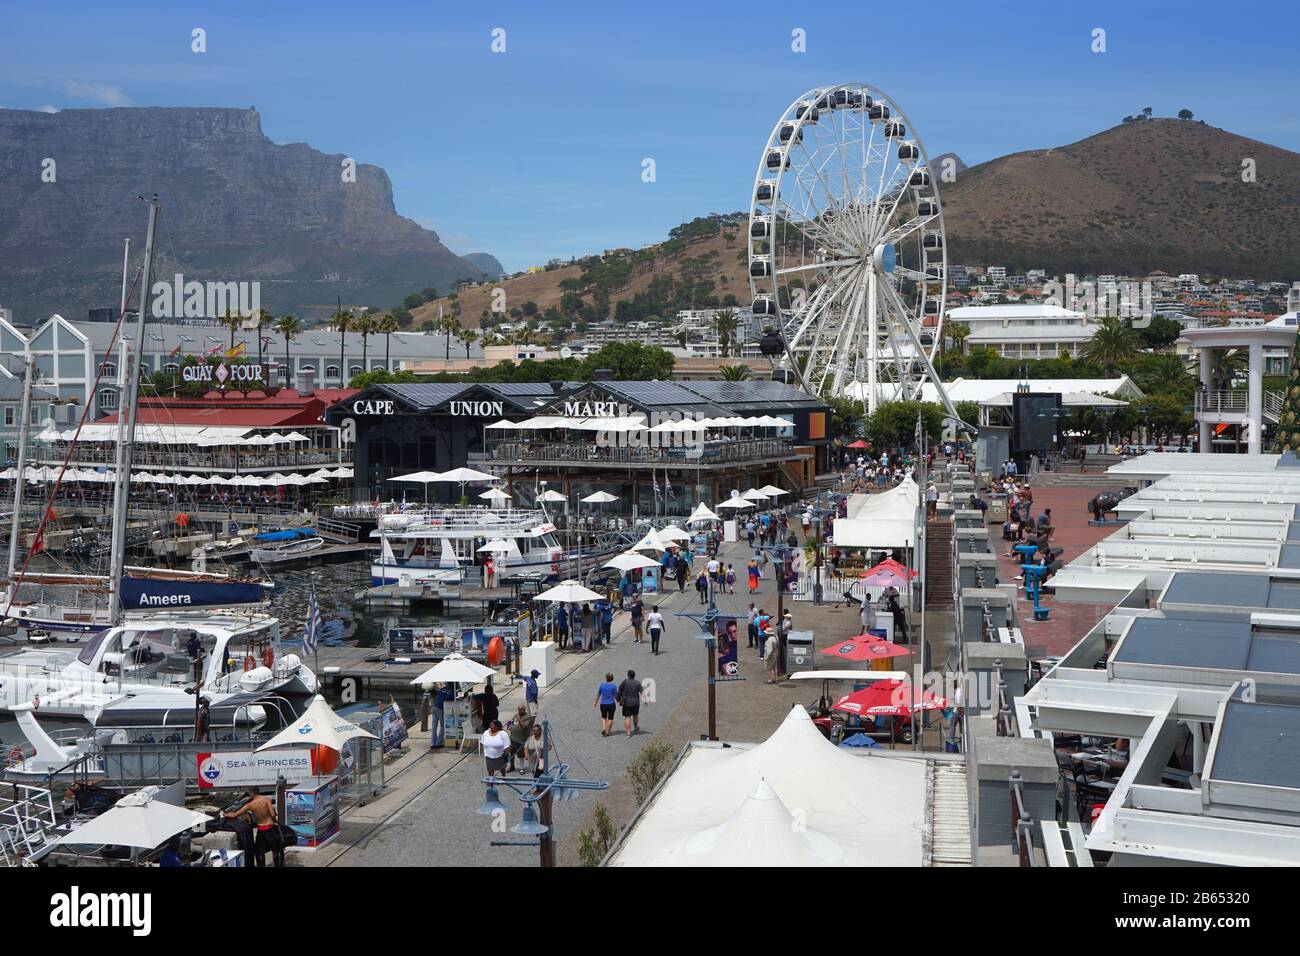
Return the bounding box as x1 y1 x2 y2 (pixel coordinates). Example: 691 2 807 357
0 106 495 321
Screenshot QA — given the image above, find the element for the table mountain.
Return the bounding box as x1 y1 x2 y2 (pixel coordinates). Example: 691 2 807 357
0 106 496 322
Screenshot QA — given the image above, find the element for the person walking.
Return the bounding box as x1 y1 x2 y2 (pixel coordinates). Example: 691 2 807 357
695 569 709 605
480 720 511 776
630 597 645 643
675 558 689 593
746 602 759 648
555 603 570 649
617 669 643 736
755 607 771 660
595 672 619 736
600 599 614 645
506 704 534 772
745 518 756 547
579 603 595 652
474 679 499 732
523 722 549 778
724 563 737 595
925 480 939 519
646 606 665 655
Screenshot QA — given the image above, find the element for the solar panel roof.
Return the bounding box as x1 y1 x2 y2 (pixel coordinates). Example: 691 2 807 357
1113 617 1251 670
379 383 472 408
1162 572 1270 610
1211 696 1300 790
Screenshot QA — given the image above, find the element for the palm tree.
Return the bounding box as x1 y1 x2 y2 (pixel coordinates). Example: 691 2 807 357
459 327 479 358
712 309 739 357
440 315 461 360
354 313 376 379
719 364 752 381
945 323 969 355
1080 316 1138 373
329 310 351 385
220 309 243 349
252 308 273 374
376 312 400 370
1194 347 1248 390
274 315 301 387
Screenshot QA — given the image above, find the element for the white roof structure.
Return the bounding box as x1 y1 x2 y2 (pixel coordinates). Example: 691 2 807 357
606 706 926 866
946 303 1086 322
918 377 1144 404
834 479 921 548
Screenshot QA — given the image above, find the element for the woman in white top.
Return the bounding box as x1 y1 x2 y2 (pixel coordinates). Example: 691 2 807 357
480 720 511 775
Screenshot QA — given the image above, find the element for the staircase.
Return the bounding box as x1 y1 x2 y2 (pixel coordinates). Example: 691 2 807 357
927 761 972 867
924 519 954 608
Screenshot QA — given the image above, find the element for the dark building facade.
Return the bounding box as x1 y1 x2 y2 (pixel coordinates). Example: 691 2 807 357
327 379 832 512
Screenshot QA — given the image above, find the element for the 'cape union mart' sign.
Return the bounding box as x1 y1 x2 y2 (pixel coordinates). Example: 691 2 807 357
181 362 267 384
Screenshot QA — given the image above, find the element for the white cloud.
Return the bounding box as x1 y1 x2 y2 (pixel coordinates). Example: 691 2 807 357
63 81 130 107
37 105 59 113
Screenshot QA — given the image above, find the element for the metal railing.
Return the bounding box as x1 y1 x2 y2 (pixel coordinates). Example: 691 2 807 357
1009 769 1038 867
0 784 58 866
473 438 793 467
34 447 351 473
1194 389 1285 417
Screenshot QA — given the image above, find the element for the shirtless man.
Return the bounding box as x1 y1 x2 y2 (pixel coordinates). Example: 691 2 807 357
224 787 282 867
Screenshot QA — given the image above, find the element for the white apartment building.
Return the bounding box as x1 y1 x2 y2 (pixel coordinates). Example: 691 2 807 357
946 303 1095 359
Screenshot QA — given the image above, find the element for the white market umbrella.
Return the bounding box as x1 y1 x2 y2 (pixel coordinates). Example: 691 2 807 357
659 525 692 542
689 503 721 523
758 484 788 497
256 695 378 753
537 489 568 503
479 487 512 502
436 467 500 483
409 652 497 686
52 792 211 850
581 491 619 504
389 470 444 484
742 488 770 501
534 580 603 604
716 497 756 510
603 551 662 572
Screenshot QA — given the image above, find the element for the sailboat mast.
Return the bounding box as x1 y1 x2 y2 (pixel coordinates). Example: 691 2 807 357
5 354 36 584
107 198 159 625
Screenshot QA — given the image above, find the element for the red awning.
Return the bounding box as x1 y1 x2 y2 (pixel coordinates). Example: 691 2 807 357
819 638 909 662
832 680 947 716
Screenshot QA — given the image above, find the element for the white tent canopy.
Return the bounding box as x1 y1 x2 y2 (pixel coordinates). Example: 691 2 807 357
629 527 671 552
256 695 378 753
479 487 513 501
606 705 925 866
436 467 501 483
533 580 604 603
52 791 212 850
658 525 692 543
688 503 721 524
536 489 568 503
389 470 444 484
716 496 755 510
409 653 497 686
581 491 619 504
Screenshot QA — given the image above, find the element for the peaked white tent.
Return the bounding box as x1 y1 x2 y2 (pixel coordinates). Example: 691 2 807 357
688 503 721 524
629 527 671 552
256 695 378 753
604 551 662 572
606 705 925 867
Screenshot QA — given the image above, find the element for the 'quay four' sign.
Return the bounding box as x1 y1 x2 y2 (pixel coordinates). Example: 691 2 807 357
181 362 267 384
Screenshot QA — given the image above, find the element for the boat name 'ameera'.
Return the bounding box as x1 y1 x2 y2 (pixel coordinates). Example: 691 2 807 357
136 592 194 607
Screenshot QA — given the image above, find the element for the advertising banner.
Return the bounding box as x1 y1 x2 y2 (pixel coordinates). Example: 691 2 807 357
381 701 409 754
717 616 740 677
196 749 313 789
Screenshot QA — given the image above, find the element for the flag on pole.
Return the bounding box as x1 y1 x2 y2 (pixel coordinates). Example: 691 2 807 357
652 471 661 502
225 341 247 359
168 342 183 358
665 471 676 500
303 584 321 655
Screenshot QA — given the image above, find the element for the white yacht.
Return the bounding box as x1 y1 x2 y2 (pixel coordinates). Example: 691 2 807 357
371 507 566 586
0 610 316 723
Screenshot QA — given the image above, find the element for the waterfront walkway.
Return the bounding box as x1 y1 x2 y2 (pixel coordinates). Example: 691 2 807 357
313 535 916 867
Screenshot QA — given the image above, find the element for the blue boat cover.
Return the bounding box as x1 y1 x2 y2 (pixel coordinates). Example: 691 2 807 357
253 528 317 542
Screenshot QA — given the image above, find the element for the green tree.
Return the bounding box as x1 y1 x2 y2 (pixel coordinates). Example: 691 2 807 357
1135 316 1184 350
220 308 243 350
718 364 752 381
712 309 739 357
458 327 479 358
1178 108 1194 120
580 341 674 380
348 368 420 389
374 312 400 369
353 313 377 373
865 401 946 449
274 315 301 387
1080 316 1139 373
576 804 618 867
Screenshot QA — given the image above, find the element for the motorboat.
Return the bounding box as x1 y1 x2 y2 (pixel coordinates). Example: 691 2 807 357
0 610 316 724
249 528 324 566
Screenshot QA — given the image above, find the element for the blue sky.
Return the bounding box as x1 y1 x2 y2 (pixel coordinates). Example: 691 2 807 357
2 0 1297 272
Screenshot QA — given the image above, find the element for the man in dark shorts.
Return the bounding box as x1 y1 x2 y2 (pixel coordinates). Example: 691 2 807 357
630 598 644 643
617 669 643 737
222 787 283 867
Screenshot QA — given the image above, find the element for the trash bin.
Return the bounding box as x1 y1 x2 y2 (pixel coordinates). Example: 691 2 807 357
786 629 816 672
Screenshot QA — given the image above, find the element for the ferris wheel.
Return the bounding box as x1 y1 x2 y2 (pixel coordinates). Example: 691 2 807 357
748 83 957 419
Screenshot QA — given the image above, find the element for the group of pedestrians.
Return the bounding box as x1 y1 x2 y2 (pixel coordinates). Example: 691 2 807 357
594 669 644 737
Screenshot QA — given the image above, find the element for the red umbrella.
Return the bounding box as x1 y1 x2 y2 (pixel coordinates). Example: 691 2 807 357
867 558 917 579
832 680 948 716
858 568 912 590
820 637 910 662
846 439 869 449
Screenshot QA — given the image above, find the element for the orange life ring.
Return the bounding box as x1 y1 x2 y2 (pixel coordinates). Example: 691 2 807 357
243 654 255 672
262 647 275 669
486 635 506 666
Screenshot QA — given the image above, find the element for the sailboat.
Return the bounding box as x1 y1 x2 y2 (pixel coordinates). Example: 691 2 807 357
0 242 271 641
0 199 315 726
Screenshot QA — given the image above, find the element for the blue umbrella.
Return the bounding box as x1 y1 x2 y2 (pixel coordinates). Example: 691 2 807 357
839 732 882 749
